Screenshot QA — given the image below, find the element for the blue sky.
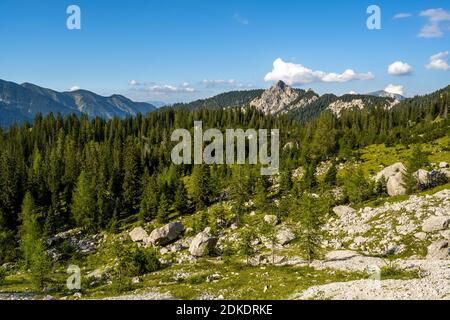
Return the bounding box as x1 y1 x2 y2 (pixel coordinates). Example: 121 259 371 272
0 0 449 103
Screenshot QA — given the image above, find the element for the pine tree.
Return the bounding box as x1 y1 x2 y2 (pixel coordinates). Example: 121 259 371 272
238 228 256 265
173 179 189 215
71 171 97 232
156 193 170 224
191 165 211 211
403 145 429 194
122 138 142 217
19 193 51 291
293 192 329 263
343 167 370 203
324 162 337 187
139 175 159 222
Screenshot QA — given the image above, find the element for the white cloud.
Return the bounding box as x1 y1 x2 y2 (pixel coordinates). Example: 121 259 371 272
201 79 254 89
264 58 374 85
426 51 450 70
388 61 412 75
419 8 450 38
234 13 249 25
202 79 236 87
129 80 140 86
384 84 404 96
394 13 412 19
147 84 195 94
69 86 80 92
348 91 358 95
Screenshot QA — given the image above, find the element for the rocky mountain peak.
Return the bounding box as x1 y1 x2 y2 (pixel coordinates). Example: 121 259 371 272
250 81 301 115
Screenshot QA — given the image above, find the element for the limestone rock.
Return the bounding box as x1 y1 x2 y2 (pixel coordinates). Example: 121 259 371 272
374 162 406 182
146 222 184 246
276 228 296 246
189 229 218 257
422 216 450 232
427 240 449 260
332 206 355 217
386 172 406 196
128 227 148 242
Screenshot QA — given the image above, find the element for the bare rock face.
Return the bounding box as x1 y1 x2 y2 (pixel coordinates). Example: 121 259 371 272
250 81 299 115
250 81 318 115
145 222 184 246
189 229 218 257
422 216 450 232
327 99 365 116
128 227 148 242
427 240 450 260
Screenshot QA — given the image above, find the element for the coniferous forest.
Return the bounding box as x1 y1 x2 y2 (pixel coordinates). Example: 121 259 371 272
0 83 448 301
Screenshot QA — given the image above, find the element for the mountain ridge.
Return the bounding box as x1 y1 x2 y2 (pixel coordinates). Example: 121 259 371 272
0 79 156 127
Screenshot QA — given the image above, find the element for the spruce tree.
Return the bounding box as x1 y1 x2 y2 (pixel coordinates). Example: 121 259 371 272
71 171 97 232
19 193 51 291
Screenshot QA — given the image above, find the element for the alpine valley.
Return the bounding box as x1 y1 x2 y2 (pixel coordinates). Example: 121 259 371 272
0 77 449 301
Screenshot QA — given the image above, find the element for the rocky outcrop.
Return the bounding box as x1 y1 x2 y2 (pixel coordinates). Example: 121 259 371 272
427 240 449 260
296 260 450 300
327 99 365 116
128 227 148 242
46 229 102 260
422 216 450 232
189 228 218 257
322 189 450 257
250 81 318 115
146 222 184 246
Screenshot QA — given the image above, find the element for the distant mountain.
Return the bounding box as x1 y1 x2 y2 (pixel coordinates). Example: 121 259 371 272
368 90 406 101
166 81 401 122
0 79 156 127
147 101 167 108
170 89 264 110
249 81 399 120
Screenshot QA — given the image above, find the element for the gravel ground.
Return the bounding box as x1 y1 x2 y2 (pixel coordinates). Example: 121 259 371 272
296 260 450 300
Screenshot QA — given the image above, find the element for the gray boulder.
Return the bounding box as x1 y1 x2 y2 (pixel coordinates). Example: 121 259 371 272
128 227 148 242
276 227 296 246
374 162 406 182
189 229 218 257
332 206 356 217
146 222 184 246
386 172 406 196
422 216 450 232
426 240 450 260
